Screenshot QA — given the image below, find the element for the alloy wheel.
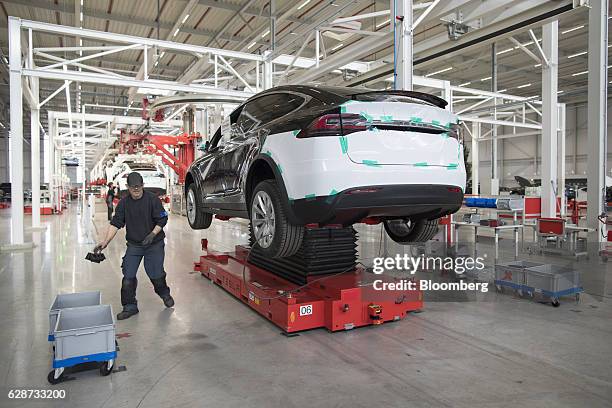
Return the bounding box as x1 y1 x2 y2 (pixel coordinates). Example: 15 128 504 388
251 190 276 248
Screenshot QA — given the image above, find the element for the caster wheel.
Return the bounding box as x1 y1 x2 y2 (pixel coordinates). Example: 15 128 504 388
551 299 560 307
47 370 64 385
99 361 113 376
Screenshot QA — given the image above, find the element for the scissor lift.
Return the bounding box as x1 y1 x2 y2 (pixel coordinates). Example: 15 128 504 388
193 228 423 333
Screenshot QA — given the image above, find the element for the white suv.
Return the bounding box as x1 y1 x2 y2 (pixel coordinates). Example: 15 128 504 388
186 86 466 258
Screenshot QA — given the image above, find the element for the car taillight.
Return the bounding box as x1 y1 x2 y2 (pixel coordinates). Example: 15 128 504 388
298 113 368 138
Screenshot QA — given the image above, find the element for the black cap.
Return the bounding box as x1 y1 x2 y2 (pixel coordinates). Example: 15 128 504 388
127 172 144 187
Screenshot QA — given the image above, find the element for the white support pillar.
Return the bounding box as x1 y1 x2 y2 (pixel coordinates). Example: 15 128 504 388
490 44 499 195
558 103 566 218
3 17 33 250
81 108 86 215
315 30 320 68
30 76 42 228
541 21 558 218
47 115 54 211
393 0 413 90
471 122 480 196
586 0 608 242
263 51 273 90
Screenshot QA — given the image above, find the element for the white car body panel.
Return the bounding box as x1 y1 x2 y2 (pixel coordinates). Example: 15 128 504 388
262 101 465 200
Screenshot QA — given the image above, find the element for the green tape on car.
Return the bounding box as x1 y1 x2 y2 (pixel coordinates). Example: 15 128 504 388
262 150 272 157
362 159 381 167
360 112 373 123
380 115 393 122
277 164 283 174
340 105 347 113
305 193 316 200
292 130 300 136
447 163 459 170
441 132 449 139
339 136 348 154
330 189 338 196
370 126 380 133
431 119 441 126
414 162 428 167
410 117 423 123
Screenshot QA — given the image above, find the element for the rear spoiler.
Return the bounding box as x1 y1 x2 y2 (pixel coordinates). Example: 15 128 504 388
352 90 448 109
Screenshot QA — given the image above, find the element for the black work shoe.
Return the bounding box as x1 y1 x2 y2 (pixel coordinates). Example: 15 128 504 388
116 309 139 320
162 295 174 308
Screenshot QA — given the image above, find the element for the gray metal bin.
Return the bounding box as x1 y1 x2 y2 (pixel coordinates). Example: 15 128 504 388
494 261 543 289
53 304 116 369
524 264 581 294
48 291 101 341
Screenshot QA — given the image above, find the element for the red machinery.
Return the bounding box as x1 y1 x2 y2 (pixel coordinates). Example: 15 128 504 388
119 131 200 183
194 239 423 333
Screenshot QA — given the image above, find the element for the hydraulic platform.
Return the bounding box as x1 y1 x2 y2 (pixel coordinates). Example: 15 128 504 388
193 239 423 333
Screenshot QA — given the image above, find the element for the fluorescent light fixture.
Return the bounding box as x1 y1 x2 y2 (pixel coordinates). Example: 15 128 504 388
557 90 564 94
497 88 507 93
376 19 390 28
154 60 159 67
159 51 165 58
80 12 83 21
561 25 584 34
181 14 190 24
572 70 588 76
136 87 173 96
261 30 270 38
453 99 465 103
297 0 311 10
567 51 587 59
517 83 531 89
331 43 344 51
459 81 471 87
247 42 257 49
424 67 452 77
173 28 180 37
0 122 5 128
496 48 513 55
534 63 541 68
480 76 491 81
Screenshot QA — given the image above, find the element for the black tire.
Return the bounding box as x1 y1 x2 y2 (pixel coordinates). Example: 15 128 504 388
250 180 303 258
99 361 113 376
551 299 560 307
47 370 64 384
384 218 439 244
186 183 212 230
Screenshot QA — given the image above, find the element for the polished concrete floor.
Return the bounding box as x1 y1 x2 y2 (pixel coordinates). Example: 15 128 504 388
0 202 611 408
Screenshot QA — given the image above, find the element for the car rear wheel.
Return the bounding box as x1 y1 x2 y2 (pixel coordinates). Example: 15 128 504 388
384 218 439 243
186 183 212 230
250 180 303 258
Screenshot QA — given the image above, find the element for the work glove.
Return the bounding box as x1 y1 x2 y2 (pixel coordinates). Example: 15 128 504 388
93 242 107 253
141 232 157 246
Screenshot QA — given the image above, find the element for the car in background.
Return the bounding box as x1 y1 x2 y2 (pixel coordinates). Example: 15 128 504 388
114 162 167 197
185 85 466 258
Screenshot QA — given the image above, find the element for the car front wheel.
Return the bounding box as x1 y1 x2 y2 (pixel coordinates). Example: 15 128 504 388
384 218 439 243
250 180 303 258
186 183 212 230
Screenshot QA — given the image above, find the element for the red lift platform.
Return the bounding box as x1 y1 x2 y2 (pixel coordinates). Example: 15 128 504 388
194 239 423 333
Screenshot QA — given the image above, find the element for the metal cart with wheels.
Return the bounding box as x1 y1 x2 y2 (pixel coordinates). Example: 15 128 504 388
523 264 583 307
48 304 117 384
